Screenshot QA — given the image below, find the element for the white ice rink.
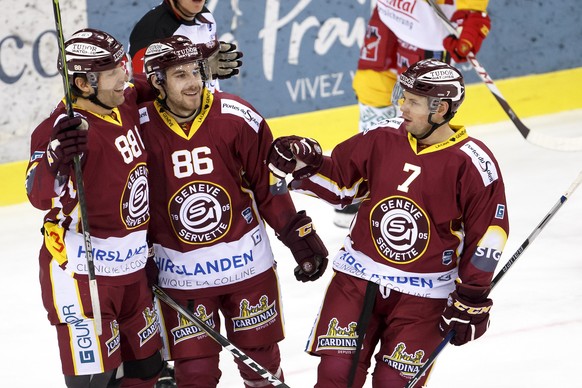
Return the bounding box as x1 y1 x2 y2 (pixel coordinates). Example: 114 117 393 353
2 110 582 387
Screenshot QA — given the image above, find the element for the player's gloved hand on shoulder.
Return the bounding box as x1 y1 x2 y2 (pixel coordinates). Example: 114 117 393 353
267 136 323 180
439 282 493 346
214 41 243 79
46 114 89 176
443 10 491 62
198 40 243 80
278 210 328 282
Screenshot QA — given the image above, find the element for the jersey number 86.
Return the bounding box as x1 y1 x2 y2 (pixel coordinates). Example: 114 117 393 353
172 147 214 178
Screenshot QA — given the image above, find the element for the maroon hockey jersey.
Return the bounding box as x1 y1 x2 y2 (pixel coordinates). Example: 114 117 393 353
139 89 297 296
26 82 151 285
291 118 509 298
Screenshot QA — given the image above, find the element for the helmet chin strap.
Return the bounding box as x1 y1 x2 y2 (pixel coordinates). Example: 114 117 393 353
88 93 115 111
413 113 450 140
84 74 115 111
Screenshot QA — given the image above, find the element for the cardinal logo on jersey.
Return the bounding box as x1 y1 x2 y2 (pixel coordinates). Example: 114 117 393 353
315 318 359 352
370 196 430 264
232 295 278 332
138 307 159 346
106 320 121 356
171 305 215 344
382 342 424 377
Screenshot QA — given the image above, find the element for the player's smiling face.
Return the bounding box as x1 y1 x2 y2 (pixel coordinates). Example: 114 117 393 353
399 90 432 137
95 63 127 108
164 62 203 116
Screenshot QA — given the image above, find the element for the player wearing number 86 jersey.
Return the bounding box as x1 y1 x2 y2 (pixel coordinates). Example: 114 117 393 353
139 35 328 387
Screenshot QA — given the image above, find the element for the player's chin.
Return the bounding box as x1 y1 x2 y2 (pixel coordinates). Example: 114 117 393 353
111 94 126 107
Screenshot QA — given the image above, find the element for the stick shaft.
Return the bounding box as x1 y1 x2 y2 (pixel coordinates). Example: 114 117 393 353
153 285 289 387
405 170 582 388
51 0 102 335
426 0 582 152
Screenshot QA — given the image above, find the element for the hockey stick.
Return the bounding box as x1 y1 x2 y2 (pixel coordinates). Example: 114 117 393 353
52 0 102 335
427 0 582 152
152 285 290 387
405 169 582 388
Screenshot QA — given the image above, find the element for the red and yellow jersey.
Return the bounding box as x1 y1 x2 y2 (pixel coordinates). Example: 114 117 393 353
376 0 488 51
291 118 508 299
26 82 150 285
139 89 297 295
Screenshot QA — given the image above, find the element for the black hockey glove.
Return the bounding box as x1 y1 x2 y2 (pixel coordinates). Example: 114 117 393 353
46 114 88 176
198 40 243 80
277 211 328 282
267 136 323 180
213 42 243 79
439 282 493 346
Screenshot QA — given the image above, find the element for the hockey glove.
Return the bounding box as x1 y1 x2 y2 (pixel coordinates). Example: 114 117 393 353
214 42 243 79
197 40 243 80
443 10 491 62
46 114 88 176
267 136 323 180
278 211 328 282
439 282 493 346
267 136 298 179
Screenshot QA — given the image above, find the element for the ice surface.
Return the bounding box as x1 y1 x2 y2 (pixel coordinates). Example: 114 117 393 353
2 111 581 387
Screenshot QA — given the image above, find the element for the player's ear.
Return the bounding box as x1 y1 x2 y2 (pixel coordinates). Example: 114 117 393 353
74 75 92 95
150 74 165 94
437 100 450 116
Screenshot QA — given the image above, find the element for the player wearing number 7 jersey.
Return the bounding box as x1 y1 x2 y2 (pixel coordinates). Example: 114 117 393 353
266 59 509 387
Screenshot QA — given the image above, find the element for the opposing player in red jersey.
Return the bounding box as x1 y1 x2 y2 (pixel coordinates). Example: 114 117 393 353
138 35 328 387
267 59 509 387
25 29 162 387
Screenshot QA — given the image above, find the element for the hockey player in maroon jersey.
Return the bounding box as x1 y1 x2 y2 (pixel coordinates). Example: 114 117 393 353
354 0 491 132
267 59 509 387
129 0 242 92
25 29 163 388
336 0 492 228
131 1 243 380
138 35 328 387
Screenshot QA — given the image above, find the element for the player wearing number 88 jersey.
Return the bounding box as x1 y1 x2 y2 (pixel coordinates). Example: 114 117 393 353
25 28 163 386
